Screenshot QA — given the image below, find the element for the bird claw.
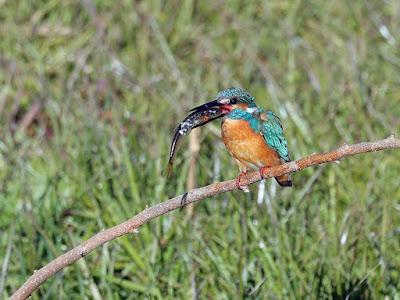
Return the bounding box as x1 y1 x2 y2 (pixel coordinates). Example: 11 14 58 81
259 166 271 179
236 170 249 189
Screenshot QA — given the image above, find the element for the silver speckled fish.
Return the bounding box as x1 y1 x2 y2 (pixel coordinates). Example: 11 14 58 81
164 107 225 178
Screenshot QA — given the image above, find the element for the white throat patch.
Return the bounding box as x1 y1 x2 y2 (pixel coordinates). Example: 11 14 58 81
246 107 260 114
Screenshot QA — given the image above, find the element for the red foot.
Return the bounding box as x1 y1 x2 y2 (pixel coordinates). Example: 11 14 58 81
259 166 271 179
236 170 249 189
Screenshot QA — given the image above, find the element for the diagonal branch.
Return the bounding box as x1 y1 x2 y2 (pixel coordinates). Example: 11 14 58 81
10 135 400 300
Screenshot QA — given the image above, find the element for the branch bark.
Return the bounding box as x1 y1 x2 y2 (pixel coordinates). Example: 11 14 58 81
11 136 400 299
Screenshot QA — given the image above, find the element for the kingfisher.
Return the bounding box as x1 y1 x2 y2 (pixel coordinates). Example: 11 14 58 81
190 88 292 188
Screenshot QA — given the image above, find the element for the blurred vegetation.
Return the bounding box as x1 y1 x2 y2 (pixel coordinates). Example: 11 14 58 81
1 0 399 299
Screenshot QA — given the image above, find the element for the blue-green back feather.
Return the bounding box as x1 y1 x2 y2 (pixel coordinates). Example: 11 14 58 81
259 109 290 162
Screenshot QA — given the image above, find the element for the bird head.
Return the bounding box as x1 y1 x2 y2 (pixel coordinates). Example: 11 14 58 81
190 88 256 114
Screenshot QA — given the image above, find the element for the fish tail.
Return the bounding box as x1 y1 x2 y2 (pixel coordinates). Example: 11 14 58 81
163 161 174 179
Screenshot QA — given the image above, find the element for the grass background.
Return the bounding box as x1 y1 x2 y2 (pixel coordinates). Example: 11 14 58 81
1 0 400 299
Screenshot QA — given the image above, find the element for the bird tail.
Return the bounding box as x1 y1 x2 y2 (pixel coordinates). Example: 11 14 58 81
275 174 292 187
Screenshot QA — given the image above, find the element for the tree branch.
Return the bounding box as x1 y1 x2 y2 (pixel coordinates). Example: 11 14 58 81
10 135 400 299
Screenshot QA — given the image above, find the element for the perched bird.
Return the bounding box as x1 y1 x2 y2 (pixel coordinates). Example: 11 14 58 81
190 88 292 188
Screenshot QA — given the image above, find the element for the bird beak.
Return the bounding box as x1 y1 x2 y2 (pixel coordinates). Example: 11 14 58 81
190 98 232 113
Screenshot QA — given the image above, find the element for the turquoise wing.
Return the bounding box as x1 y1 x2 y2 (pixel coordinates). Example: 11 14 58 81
259 109 290 162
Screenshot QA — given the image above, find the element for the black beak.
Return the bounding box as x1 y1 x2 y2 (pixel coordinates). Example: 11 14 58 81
189 99 221 112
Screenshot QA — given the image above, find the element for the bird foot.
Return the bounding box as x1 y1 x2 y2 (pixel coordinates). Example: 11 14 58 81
236 170 249 189
259 166 271 179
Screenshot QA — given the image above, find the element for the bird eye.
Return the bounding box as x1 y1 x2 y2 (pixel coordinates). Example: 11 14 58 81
231 97 238 104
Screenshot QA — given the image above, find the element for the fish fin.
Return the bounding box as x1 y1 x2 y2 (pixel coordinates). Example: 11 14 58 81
163 161 174 179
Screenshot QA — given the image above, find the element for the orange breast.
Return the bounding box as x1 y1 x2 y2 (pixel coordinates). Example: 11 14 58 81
221 118 282 172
